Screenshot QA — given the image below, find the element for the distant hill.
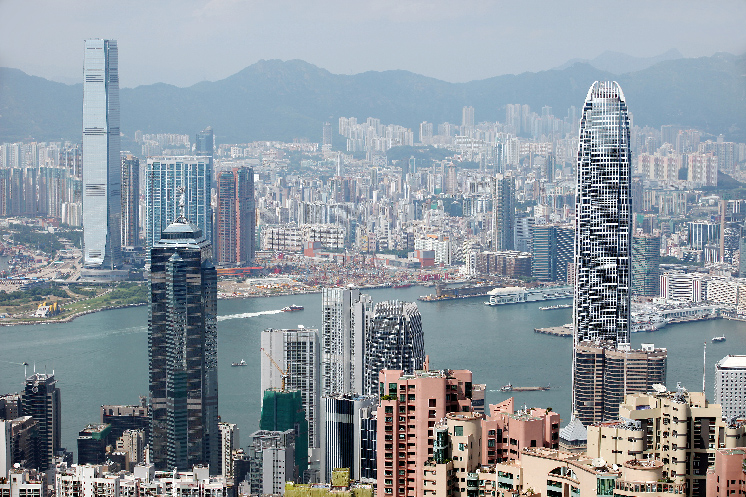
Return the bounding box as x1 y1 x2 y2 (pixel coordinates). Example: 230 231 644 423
1 53 745 144
554 49 684 74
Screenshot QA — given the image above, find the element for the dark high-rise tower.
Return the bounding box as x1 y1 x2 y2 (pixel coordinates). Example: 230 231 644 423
492 173 515 251
22 372 61 471
216 168 255 266
148 203 218 472
195 127 214 160
121 154 140 247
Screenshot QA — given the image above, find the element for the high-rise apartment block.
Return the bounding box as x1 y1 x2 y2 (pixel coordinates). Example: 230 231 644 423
587 389 746 496
83 39 121 268
247 430 297 495
21 372 60 471
491 174 515 251
218 422 239 478
715 355 746 422
216 167 255 266
148 216 218 471
120 154 140 247
376 369 474 497
631 234 661 296
260 328 321 450
574 342 667 425
145 157 213 250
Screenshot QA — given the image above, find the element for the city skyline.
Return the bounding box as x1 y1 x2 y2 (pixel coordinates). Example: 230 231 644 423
1 1 745 88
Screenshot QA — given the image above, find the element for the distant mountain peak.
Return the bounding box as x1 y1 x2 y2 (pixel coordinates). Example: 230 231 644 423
554 49 685 74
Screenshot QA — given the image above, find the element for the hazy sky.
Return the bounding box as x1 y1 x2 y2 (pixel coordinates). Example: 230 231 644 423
2 0 745 88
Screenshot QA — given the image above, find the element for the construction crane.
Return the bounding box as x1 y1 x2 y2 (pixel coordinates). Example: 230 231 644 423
260 348 289 392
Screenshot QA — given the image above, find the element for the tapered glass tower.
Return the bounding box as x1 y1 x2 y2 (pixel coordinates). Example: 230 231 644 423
83 39 121 268
572 81 632 346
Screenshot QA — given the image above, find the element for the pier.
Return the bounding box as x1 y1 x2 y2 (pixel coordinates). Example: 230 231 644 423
534 326 573 337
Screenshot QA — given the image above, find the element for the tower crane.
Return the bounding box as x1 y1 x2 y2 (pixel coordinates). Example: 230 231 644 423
260 348 289 392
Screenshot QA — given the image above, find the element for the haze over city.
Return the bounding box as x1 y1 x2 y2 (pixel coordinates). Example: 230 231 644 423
1 0 746 87
1 2 746 497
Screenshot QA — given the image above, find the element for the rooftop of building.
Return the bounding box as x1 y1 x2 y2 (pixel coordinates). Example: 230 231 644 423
80 423 110 434
398 368 470 380
559 416 588 442
717 355 746 369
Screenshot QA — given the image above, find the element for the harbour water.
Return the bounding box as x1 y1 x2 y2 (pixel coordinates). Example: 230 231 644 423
0 285 743 456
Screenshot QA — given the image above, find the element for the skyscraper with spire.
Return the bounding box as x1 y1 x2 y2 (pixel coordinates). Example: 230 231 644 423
571 82 666 425
148 190 218 471
83 39 121 268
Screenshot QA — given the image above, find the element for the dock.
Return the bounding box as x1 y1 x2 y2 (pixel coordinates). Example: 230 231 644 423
534 326 572 338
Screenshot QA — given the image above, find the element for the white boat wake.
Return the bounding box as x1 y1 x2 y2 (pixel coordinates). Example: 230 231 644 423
218 309 284 322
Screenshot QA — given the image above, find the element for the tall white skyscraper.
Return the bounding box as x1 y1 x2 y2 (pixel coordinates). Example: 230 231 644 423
83 39 121 268
145 156 213 250
260 328 321 449
321 288 372 397
572 81 632 346
571 81 635 424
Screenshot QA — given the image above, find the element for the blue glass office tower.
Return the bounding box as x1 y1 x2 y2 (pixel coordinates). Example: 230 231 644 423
145 157 213 250
83 39 121 268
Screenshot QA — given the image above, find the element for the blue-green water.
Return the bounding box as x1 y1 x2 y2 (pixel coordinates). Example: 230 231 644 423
0 286 743 456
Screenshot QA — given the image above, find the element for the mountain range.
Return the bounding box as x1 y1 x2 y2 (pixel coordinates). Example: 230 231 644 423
1 52 745 144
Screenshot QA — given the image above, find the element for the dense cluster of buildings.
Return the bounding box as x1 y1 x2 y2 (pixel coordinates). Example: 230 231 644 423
3 36 746 497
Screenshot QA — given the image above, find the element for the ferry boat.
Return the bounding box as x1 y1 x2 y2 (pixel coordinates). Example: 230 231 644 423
282 305 304 312
712 335 726 343
485 286 573 306
539 304 572 310
231 359 247 367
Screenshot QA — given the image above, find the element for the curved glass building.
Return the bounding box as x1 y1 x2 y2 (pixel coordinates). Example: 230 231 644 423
572 81 632 346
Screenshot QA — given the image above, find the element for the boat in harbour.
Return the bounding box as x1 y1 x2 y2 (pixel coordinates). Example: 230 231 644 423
231 359 247 367
282 305 304 312
500 383 551 392
539 304 572 310
712 335 726 342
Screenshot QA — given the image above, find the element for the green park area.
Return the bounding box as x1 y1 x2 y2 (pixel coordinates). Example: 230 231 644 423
0 282 148 324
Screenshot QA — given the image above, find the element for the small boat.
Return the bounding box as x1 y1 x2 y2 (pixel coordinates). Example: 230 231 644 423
712 335 726 343
282 305 304 312
500 383 513 392
231 360 247 367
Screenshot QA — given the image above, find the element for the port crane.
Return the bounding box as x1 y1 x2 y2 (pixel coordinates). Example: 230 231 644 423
260 348 289 392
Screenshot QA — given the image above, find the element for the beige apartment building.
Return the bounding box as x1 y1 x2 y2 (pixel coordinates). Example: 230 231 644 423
587 389 746 497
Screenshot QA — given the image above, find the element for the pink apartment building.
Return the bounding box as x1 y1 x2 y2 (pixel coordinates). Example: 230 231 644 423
706 448 746 497
375 370 560 497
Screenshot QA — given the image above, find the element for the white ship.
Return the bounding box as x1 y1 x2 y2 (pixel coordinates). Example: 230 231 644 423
485 286 573 306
